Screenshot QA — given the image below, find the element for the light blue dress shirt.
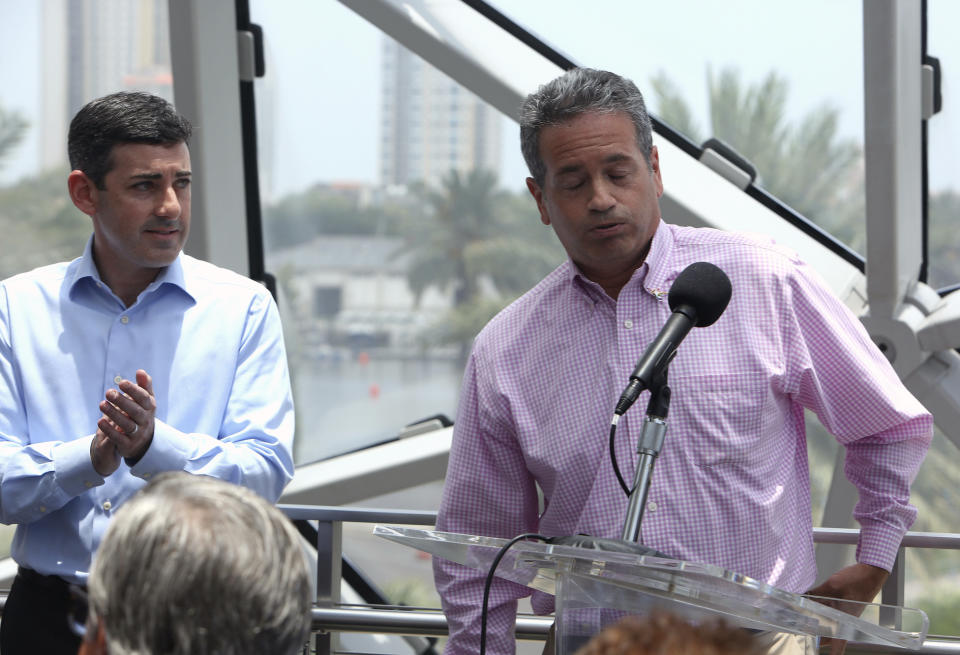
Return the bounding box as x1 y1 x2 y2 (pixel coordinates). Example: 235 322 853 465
0 237 295 583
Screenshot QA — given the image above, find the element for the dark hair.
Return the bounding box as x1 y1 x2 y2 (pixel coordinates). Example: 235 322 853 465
520 68 653 186
68 91 192 189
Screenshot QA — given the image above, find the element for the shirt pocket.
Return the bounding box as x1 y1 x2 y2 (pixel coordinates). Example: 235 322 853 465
673 373 767 468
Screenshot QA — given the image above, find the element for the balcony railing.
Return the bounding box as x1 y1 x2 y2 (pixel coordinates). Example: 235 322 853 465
283 505 960 655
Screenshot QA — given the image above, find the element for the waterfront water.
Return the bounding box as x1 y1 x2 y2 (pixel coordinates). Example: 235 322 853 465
290 353 464 465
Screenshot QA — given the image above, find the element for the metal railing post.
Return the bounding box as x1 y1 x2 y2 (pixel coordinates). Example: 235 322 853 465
314 518 342 655
880 546 906 630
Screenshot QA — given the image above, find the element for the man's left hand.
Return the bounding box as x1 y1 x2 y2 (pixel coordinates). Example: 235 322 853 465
805 562 889 655
97 369 157 464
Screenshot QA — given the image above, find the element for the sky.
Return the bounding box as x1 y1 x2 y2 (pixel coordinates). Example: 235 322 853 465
1 0 958 197
0 1 42 185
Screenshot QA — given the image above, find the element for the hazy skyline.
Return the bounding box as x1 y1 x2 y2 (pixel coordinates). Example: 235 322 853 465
1 0 957 197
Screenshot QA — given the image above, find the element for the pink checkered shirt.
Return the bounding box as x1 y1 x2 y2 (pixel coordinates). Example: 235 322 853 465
433 221 932 655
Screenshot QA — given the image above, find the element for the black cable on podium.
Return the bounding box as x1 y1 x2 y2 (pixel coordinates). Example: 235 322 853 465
479 533 547 655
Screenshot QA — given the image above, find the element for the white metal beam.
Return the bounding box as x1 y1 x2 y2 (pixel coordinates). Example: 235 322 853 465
862 0 923 320
281 429 452 506
339 0 560 119
168 0 251 275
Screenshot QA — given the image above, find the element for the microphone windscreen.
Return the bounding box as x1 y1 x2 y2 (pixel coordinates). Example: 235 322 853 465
667 262 732 327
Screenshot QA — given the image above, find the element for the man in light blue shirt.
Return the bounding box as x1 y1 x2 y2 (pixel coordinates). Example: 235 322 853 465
0 91 295 654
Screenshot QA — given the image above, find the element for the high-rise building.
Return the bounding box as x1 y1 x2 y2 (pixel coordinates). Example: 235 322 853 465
379 38 500 190
40 0 172 172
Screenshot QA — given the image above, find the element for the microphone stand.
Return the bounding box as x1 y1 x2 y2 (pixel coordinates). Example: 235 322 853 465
621 370 670 543
548 370 671 557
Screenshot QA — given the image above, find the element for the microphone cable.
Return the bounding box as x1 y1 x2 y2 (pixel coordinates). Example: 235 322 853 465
608 416 633 496
479 532 548 655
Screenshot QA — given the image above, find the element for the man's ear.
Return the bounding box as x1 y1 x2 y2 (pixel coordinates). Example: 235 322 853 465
526 177 551 226
648 145 663 199
67 170 99 218
77 617 108 655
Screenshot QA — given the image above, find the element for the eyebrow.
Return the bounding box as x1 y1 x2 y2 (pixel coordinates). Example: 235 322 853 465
555 153 635 177
129 171 192 180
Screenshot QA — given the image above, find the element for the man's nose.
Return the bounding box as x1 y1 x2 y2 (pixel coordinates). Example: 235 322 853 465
586 179 616 212
155 185 180 217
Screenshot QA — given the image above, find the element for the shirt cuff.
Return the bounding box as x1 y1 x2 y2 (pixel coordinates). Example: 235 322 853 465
856 520 906 572
127 419 190 480
53 434 105 496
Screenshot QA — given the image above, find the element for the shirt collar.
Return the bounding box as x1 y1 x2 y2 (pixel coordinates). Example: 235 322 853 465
566 219 675 303
67 235 192 303
640 219 675 300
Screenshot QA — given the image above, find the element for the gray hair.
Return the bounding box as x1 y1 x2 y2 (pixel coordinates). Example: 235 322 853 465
520 68 654 186
86 472 312 655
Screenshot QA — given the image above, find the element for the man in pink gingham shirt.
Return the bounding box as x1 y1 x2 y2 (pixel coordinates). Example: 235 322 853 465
433 68 932 655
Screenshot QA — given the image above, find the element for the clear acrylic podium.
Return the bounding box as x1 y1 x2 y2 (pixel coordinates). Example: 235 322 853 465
375 525 928 653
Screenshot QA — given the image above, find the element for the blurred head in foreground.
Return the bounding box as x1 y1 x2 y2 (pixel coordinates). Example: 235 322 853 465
80 472 312 655
574 612 764 655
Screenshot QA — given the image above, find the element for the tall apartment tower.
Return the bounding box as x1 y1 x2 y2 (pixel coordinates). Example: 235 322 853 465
40 0 172 171
379 38 501 190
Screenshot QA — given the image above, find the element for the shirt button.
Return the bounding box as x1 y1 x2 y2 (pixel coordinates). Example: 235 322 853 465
647 501 658 512
142 473 151 479
84 481 93 489
114 375 122 384
39 506 46 513
120 316 129 324
103 501 112 511
624 319 634 329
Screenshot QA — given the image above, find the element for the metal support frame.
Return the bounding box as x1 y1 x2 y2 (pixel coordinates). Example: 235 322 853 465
314 519 342 654
167 0 251 275
862 0 924 320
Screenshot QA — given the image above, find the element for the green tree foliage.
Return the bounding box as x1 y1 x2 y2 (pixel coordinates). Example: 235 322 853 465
650 68 865 251
913 587 960 637
262 184 419 250
401 169 565 357
0 167 90 278
0 105 28 169
403 169 561 306
928 190 960 288
0 105 89 278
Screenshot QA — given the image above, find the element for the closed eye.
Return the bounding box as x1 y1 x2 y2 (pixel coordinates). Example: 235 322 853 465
558 177 584 190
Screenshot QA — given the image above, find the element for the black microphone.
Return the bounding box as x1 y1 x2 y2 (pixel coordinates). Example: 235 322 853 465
614 262 732 416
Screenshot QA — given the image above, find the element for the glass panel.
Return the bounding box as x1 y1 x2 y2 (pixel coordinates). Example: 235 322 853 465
905 430 960 637
251 0 565 465
0 0 173 558
926 0 960 288
491 0 866 252
918 4 960 638
0 0 174 276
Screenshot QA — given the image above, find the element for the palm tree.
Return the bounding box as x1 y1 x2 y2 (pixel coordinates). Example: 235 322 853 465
404 168 505 309
401 168 564 358
650 68 864 250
